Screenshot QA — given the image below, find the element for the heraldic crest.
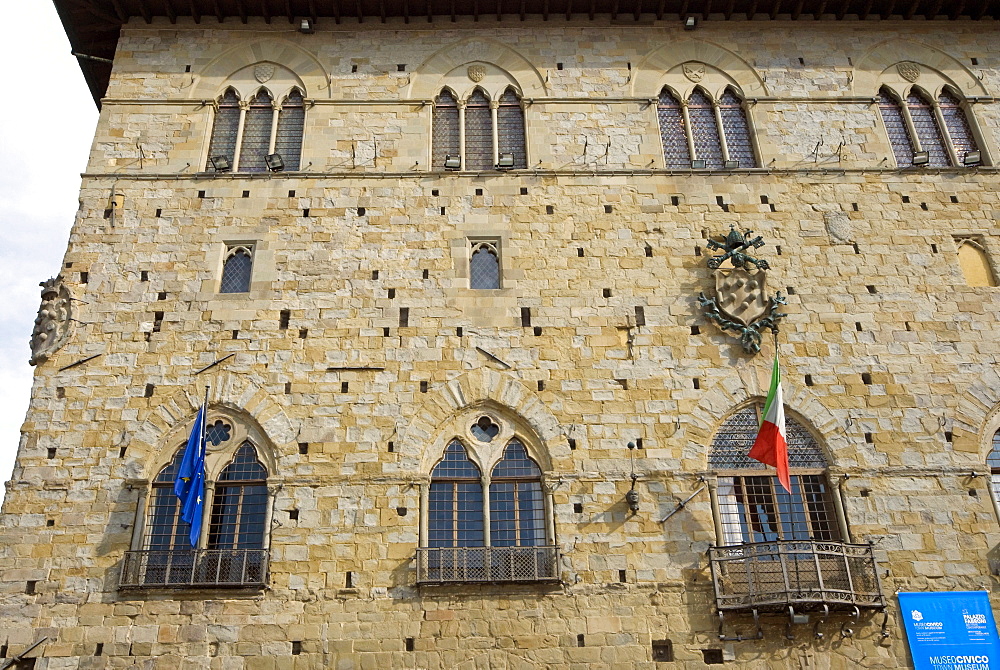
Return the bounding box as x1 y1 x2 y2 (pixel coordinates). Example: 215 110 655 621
30 276 73 366
698 226 787 354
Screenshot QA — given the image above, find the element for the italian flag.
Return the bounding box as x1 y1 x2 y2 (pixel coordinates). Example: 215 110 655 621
748 353 791 493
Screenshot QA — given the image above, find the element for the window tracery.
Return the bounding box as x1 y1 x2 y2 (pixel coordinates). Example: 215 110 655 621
432 86 527 170
207 86 305 173
657 86 757 169
878 83 983 167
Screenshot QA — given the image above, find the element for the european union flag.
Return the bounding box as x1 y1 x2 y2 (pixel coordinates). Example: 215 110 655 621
174 405 206 547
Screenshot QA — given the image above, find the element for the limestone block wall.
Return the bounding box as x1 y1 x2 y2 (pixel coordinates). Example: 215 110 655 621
3 16 1000 670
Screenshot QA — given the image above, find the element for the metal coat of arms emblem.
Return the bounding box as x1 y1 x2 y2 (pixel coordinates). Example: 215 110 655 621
682 62 706 83
698 226 787 354
897 62 920 83
254 63 276 83
467 64 486 82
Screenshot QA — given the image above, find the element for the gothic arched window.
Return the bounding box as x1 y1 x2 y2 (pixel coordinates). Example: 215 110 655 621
469 240 501 290
220 245 253 294
710 404 839 545
432 87 527 171
489 440 545 547
121 412 274 589
988 430 1000 513
419 421 557 584
207 87 306 173
878 85 982 167
428 441 484 548
657 87 756 170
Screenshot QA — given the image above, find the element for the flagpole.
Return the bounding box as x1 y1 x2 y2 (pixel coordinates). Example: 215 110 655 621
196 385 211 551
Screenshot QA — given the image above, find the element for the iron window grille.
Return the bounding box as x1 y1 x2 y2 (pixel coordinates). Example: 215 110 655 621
432 86 527 170
469 240 501 290
122 440 270 589
421 438 554 584
220 245 253 294
878 85 981 168
658 86 757 170
206 87 306 172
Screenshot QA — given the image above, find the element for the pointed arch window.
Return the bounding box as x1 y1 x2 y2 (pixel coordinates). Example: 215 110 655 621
469 240 501 290
432 87 527 171
121 414 274 590
207 87 305 173
428 441 484 548
657 87 757 169
987 430 1000 512
710 404 839 544
489 440 545 547
419 431 557 584
878 85 982 167
220 245 253 294
955 237 997 287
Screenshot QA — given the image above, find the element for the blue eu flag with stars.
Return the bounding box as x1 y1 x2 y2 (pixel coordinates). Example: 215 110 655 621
174 405 206 547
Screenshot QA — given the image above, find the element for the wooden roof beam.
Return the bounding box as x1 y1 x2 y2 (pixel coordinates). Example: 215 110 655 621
285 0 293 23
544 0 549 20
611 0 618 20
189 0 202 23
358 0 365 22
260 0 271 23
904 0 919 19
880 0 896 17
136 0 153 23
702 0 711 19
309 0 318 23
426 0 432 23
451 0 456 21
813 0 826 17
588 0 594 20
859 0 874 19
680 0 690 19
974 0 988 19
165 0 178 22
949 0 965 18
791 0 804 19
568 0 575 20
769 0 780 19
109 0 127 21
836 0 848 18
521 0 527 20
236 0 248 22
67 0 123 25
655 0 664 20
724 0 735 19
929 0 944 17
634 0 643 20
473 0 479 20
212 0 224 22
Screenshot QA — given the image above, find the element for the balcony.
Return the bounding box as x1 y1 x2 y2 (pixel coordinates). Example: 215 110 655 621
708 540 885 613
416 546 560 585
119 549 268 589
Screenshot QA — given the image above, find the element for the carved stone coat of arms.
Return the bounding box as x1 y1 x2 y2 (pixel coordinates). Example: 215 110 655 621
30 276 73 365
698 227 786 354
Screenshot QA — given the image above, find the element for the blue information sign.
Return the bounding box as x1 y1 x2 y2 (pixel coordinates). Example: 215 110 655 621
899 591 1000 670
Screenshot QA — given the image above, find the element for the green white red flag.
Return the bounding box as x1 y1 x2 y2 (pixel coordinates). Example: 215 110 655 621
748 353 791 493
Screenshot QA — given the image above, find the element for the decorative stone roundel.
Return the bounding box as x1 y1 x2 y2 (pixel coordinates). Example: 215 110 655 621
471 415 500 442
467 64 487 82
897 62 921 83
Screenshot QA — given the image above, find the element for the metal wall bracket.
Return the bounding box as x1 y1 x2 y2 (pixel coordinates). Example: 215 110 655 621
718 609 764 642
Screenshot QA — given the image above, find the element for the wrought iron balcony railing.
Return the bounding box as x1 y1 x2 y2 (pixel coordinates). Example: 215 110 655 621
120 549 269 589
416 546 560 585
709 540 885 613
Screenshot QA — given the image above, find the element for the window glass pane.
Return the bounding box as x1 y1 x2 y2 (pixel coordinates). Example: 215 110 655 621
719 474 839 543
719 90 755 168
908 90 950 167
497 88 527 168
431 441 482 479
433 90 460 169
879 89 915 167
491 440 541 478
238 90 275 172
470 242 500 289
465 89 493 171
207 89 240 171
939 89 979 162
220 247 253 294
657 89 690 169
688 89 723 169
489 440 545 547
208 443 267 550
274 89 304 171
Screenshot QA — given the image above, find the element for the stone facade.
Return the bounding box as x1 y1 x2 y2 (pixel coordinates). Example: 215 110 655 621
3 14 1000 669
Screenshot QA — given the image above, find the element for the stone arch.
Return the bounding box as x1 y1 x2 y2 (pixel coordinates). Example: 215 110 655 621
684 364 848 471
190 38 330 99
408 38 547 99
953 369 1000 464
853 40 987 98
632 40 767 99
395 369 563 476
128 371 296 481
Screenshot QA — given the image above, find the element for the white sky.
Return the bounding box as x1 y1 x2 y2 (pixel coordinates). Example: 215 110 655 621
0 3 98 500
